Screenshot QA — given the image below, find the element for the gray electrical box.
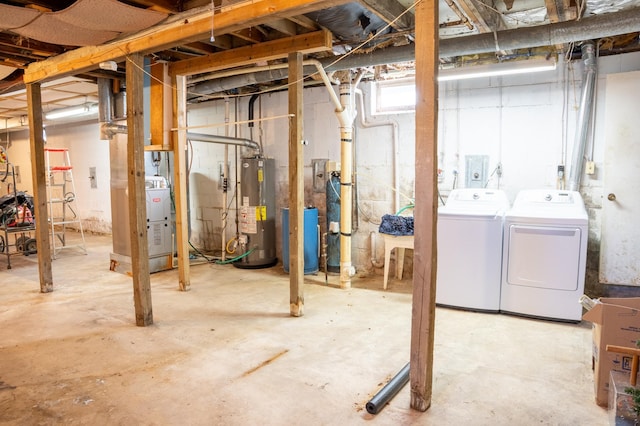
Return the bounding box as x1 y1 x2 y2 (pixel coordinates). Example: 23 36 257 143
311 158 329 192
465 155 489 188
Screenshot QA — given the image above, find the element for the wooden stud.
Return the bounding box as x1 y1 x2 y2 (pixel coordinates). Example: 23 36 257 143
148 60 173 151
410 0 439 412
173 74 191 291
26 83 53 293
288 51 304 317
126 53 153 326
168 30 332 77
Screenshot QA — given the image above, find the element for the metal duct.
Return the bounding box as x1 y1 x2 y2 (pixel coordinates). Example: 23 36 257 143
189 8 640 97
305 4 390 45
568 42 597 191
186 132 261 154
97 78 113 124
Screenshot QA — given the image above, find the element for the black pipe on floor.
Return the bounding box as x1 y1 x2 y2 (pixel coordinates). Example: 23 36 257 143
366 362 410 415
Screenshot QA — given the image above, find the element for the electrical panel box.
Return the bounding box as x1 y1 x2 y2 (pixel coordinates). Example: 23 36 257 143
465 155 489 188
312 158 329 192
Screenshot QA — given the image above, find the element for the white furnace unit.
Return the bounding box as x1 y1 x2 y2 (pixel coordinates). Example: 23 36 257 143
436 188 510 312
500 190 588 322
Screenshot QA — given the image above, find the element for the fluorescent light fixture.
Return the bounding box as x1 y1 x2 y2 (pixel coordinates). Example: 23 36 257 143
44 102 99 120
438 57 557 81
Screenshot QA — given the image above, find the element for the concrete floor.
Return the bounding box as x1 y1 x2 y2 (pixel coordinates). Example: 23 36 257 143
0 234 608 425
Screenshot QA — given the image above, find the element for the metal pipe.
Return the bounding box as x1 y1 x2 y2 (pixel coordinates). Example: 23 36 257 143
366 362 410 415
186 132 261 155
568 42 597 191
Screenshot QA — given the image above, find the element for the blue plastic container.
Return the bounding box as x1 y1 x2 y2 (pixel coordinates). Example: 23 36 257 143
282 207 319 274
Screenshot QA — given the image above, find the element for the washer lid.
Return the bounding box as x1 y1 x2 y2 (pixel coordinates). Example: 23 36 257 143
440 188 510 215
508 189 588 220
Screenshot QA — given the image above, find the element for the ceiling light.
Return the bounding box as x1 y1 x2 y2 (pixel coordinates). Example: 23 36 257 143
438 57 557 81
45 103 99 120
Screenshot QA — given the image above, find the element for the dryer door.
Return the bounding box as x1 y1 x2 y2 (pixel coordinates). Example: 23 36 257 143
505 224 582 291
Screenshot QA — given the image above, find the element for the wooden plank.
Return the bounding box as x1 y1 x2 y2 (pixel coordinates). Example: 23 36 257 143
173 74 191 291
24 0 349 84
358 0 414 31
455 0 492 33
26 83 53 293
149 60 173 150
169 30 332 77
126 53 153 327
264 18 299 36
410 0 438 412
288 51 304 317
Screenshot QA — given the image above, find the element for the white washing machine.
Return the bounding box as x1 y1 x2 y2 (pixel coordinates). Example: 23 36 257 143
500 189 588 322
436 188 510 312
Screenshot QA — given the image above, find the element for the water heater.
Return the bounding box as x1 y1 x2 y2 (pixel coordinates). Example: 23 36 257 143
234 156 277 269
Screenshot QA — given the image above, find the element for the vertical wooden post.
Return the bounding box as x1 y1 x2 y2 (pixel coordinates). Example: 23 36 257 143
410 0 439 411
126 53 153 326
26 83 53 293
173 74 191 291
149 60 173 150
288 51 304 317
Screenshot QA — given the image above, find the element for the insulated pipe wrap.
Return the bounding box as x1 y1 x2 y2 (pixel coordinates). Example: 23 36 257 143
366 362 410 415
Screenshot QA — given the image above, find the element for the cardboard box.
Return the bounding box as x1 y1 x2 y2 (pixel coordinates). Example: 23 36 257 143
582 297 640 407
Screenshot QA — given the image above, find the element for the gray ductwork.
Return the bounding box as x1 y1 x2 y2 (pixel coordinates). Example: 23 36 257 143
189 8 640 97
568 42 597 191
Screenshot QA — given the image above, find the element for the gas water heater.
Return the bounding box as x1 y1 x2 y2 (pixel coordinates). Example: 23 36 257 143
234 156 277 269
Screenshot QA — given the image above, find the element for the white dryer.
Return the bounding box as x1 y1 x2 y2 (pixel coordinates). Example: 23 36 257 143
436 188 510 312
500 190 588 322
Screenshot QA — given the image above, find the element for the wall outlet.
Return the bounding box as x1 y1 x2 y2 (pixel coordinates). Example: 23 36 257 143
89 167 97 188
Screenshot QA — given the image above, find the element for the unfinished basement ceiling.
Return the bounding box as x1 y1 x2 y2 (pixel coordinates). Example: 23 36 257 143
1 0 640 125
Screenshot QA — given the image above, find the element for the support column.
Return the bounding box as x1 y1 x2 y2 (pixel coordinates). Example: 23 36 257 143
410 0 439 412
26 83 53 293
173 74 191 291
288 51 304 317
126 53 153 326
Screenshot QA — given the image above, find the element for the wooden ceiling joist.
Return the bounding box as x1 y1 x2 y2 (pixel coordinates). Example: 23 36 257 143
168 29 332 77
24 0 349 84
359 0 415 31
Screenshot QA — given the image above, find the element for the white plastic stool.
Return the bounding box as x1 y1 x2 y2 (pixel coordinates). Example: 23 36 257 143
382 234 414 290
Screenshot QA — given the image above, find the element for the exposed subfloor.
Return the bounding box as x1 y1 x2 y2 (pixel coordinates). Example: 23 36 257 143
0 234 608 425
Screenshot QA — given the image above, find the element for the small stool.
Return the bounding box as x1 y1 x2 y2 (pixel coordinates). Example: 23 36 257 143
382 234 414 290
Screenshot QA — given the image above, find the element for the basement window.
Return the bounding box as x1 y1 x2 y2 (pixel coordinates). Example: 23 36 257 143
373 78 416 114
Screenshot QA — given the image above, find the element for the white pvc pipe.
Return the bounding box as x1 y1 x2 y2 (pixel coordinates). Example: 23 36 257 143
222 97 230 261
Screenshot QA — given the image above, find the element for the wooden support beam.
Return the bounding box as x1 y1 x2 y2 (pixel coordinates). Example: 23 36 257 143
173 74 191 291
231 28 266 44
26 83 53 293
264 18 299 36
359 0 414 31
456 0 493 33
287 15 320 31
410 0 438 412
288 51 304 317
126 53 153 326
148 60 173 151
169 30 332 77
24 0 349 84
